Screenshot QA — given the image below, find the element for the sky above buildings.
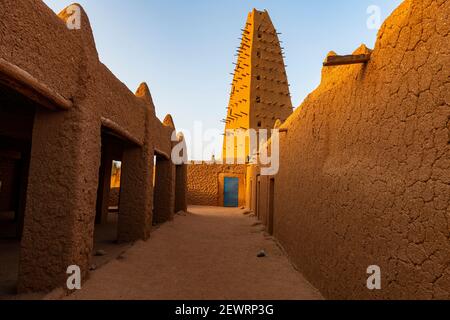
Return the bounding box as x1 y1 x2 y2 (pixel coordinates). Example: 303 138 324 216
43 0 402 160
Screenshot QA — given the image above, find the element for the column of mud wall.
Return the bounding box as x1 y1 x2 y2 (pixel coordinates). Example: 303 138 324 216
19 105 101 293
153 155 176 224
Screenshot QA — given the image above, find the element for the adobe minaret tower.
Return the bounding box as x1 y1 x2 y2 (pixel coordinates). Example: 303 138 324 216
222 9 293 161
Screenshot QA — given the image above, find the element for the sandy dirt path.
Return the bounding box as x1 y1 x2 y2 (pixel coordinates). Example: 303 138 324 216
59 206 323 300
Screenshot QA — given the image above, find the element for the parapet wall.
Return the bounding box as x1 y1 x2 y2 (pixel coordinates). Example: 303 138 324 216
273 0 449 299
187 163 246 207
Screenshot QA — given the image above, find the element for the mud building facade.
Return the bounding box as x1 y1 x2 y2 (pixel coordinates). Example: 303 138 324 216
0 0 187 293
249 0 450 299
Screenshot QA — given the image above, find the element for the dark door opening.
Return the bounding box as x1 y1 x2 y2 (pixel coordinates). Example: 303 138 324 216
224 177 239 207
93 131 124 260
256 175 261 218
0 84 35 296
249 179 253 211
174 165 186 213
268 178 275 235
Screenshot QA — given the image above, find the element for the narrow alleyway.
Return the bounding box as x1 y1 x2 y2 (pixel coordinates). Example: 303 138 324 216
54 206 322 300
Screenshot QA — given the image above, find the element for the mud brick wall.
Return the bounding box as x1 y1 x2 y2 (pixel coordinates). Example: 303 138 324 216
0 0 182 292
187 163 246 206
274 0 449 299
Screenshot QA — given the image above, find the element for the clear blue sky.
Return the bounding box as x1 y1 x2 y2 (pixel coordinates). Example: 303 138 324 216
43 0 401 160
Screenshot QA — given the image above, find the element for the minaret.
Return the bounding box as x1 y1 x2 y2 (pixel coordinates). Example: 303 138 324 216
222 9 292 161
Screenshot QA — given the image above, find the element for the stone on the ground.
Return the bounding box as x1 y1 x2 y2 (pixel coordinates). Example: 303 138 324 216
95 249 107 256
257 250 267 258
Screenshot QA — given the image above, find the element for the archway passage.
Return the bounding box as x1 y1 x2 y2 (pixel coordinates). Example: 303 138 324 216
0 84 35 296
256 175 261 219
93 131 125 262
174 165 187 213
268 178 275 235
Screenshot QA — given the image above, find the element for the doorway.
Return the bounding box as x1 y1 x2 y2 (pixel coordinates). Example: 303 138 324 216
268 178 275 235
174 165 186 213
224 177 239 207
93 131 125 264
255 175 261 218
0 83 35 296
153 153 175 224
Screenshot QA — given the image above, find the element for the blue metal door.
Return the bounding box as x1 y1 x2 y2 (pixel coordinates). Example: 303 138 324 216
224 177 239 207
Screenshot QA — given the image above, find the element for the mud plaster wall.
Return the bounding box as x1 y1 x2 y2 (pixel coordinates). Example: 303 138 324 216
273 0 450 299
187 163 246 206
0 0 181 292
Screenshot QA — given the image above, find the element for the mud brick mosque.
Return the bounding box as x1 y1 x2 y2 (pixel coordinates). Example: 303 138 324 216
0 0 449 299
